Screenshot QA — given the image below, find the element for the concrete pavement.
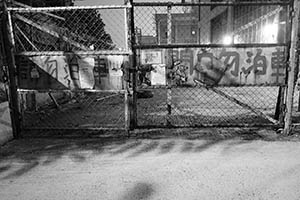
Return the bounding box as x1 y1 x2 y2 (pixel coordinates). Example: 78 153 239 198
1 131 300 200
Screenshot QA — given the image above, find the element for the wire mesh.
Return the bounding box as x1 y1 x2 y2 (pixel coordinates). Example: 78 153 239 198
11 7 128 54
137 86 280 127
0 84 8 104
133 3 288 45
292 89 300 124
134 1 289 128
20 91 126 130
0 11 8 104
2 1 292 132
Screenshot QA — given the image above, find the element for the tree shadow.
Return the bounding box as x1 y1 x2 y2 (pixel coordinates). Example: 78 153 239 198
194 139 222 152
118 182 155 200
1 161 39 180
128 141 160 158
0 128 279 180
159 141 176 154
181 141 194 153
0 138 125 180
110 140 143 155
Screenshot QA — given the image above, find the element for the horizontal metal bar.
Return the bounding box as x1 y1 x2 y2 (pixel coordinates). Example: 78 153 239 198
22 127 126 131
139 85 286 89
132 1 290 7
16 51 131 56
18 89 126 93
134 43 288 49
13 1 65 20
8 5 131 12
137 123 282 129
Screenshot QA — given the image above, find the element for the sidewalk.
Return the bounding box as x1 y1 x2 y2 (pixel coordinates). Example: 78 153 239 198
0 129 300 200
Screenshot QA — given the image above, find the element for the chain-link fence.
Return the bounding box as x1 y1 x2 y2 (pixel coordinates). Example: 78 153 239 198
0 9 8 104
9 5 129 54
133 2 288 46
133 1 290 128
137 86 280 127
19 91 126 130
1 1 298 136
5 4 131 134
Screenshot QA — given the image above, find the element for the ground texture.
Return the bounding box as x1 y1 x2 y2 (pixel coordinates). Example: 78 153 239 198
1 129 300 200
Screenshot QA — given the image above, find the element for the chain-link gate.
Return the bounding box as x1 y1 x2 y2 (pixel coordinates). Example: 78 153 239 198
1 1 296 137
132 1 291 128
4 3 132 135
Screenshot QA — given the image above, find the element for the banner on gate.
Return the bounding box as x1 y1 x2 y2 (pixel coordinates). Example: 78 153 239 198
141 47 286 86
17 54 125 90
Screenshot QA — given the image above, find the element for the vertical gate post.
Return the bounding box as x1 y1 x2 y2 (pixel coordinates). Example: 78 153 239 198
2 2 21 138
166 4 172 126
124 2 130 132
129 0 137 130
283 0 300 135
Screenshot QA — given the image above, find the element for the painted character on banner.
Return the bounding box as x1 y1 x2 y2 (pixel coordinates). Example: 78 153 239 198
271 48 286 85
192 50 227 86
219 49 240 77
242 49 267 76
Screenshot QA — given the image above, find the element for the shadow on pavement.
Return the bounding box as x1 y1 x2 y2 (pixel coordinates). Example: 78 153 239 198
0 127 286 180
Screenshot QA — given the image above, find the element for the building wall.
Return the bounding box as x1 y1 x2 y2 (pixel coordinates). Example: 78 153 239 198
152 1 286 45
233 4 285 43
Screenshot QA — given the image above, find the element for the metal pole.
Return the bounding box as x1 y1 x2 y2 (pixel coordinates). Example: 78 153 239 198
166 4 172 125
275 4 290 123
129 0 137 129
2 2 21 138
124 1 130 132
124 6 129 51
283 0 300 135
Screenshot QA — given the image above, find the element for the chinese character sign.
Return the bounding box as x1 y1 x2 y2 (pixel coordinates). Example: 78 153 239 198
141 47 286 86
211 47 286 86
17 54 125 90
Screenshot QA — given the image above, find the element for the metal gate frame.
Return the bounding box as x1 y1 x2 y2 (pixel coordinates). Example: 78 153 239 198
2 2 134 137
1 0 300 137
130 0 294 129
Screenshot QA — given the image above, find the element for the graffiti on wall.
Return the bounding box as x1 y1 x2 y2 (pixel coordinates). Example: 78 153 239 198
17 54 125 90
142 47 286 86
